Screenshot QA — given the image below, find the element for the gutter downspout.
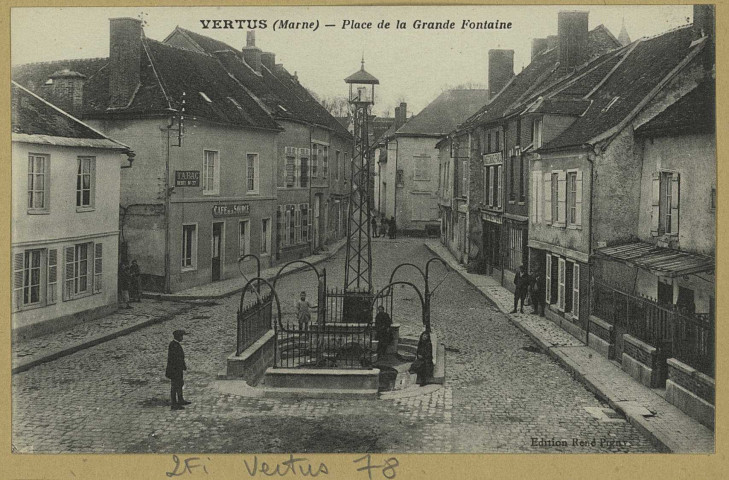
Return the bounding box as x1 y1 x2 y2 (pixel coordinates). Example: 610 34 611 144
164 117 173 294
586 147 597 343
466 131 472 263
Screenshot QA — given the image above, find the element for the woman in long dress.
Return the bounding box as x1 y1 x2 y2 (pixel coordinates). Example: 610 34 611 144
410 331 433 386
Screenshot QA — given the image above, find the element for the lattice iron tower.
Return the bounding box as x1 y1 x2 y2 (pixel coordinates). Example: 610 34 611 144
343 59 379 292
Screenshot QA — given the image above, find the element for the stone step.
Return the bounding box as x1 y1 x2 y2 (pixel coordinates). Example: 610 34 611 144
263 367 380 390
261 387 379 399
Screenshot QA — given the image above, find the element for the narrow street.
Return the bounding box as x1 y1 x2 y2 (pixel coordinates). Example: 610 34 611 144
12 239 657 453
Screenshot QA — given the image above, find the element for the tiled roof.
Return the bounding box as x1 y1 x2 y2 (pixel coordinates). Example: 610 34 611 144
12 38 280 130
395 89 490 136
171 27 351 138
11 82 129 151
459 25 621 130
635 77 715 136
541 26 707 151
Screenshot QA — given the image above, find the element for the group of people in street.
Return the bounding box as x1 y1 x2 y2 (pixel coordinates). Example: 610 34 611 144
118 259 142 309
371 214 397 239
510 265 545 316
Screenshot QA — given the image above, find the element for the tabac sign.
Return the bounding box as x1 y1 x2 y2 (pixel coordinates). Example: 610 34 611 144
175 170 200 187
212 203 250 217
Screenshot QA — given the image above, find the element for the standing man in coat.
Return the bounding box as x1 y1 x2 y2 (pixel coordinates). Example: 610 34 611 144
166 329 191 410
510 265 530 314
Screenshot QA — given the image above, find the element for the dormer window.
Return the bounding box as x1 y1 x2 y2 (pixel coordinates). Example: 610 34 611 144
199 92 212 103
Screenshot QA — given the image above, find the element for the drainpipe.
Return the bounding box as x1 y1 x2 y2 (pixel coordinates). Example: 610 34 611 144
586 147 597 342
164 117 173 294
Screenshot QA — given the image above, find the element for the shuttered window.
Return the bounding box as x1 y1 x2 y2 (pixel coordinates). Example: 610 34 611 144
203 150 219 195
285 147 297 188
572 263 580 319
63 243 93 300
13 250 44 310
94 243 103 293
544 173 552 224
653 171 680 236
558 257 566 311
247 153 259 194
496 165 503 208
301 203 309 242
47 249 57 305
545 253 552 305
556 170 567 227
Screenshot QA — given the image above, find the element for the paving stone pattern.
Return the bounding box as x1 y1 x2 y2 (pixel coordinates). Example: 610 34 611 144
12 239 656 453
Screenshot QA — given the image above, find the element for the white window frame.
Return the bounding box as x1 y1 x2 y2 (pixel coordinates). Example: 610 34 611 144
239 219 250 258
532 117 543 149
461 160 468 197
246 153 259 195
567 170 577 225
181 223 198 271
496 165 503 208
285 147 298 188
64 242 93 300
13 249 45 310
311 144 319 178
202 150 220 195
545 253 552 305
27 153 50 212
76 156 96 210
261 217 271 256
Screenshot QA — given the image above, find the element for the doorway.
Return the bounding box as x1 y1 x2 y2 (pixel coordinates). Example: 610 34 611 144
212 222 224 282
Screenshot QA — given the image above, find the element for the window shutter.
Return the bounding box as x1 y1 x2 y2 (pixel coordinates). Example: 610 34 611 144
213 154 220 193
575 171 583 226
670 173 680 236
496 165 502 208
13 252 24 311
64 246 74 301
557 171 567 226
530 171 537 222
558 257 566 311
572 263 580 319
544 174 552 224
94 243 103 293
488 167 494 206
545 253 552 304
651 172 660 236
536 171 543 223
47 249 57 305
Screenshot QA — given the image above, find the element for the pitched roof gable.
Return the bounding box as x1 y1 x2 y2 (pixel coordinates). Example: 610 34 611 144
395 89 490 136
12 81 129 151
540 25 708 151
459 25 621 130
635 77 715 136
169 28 351 138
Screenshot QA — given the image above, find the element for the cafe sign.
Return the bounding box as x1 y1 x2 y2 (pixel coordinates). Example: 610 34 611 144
212 203 250 217
175 170 200 187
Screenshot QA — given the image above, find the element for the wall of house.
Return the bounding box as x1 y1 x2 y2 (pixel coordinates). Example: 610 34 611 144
592 127 644 248
393 136 441 233
12 142 122 333
637 133 715 256
529 152 591 258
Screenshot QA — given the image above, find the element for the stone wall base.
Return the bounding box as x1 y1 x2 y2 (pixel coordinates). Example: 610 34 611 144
588 332 613 360
545 308 587 343
666 379 715 430
225 330 276 386
13 303 118 342
622 353 658 388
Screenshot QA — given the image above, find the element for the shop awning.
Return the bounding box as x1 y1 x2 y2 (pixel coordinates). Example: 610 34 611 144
594 242 714 278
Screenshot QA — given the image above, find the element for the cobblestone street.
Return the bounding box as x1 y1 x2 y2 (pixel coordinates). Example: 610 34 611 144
12 239 657 453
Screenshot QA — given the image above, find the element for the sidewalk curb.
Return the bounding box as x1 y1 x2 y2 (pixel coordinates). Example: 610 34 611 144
12 303 197 374
424 242 683 453
144 240 347 301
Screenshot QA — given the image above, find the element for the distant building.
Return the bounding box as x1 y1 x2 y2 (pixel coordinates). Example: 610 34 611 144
11 82 133 338
378 90 490 235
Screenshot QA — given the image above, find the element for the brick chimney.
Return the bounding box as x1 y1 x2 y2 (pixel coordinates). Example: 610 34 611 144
546 35 559 50
693 4 714 39
488 49 515 97
241 30 262 73
260 52 275 71
394 106 400 128
531 38 549 61
109 17 142 109
398 102 407 127
49 69 86 115
558 11 589 70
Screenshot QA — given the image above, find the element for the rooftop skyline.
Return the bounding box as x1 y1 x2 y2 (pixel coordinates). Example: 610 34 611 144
12 5 693 117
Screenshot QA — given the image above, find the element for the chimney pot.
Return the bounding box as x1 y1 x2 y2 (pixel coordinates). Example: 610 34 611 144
558 11 589 70
693 4 714 39
488 49 515 97
246 30 256 47
531 38 549 61
109 17 142 109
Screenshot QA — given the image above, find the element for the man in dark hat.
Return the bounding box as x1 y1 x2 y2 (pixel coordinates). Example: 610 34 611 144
165 329 191 410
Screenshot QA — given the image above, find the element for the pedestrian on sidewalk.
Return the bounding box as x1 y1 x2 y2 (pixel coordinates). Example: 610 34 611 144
296 291 312 339
510 265 530 314
165 329 191 410
409 330 433 386
374 305 393 356
379 215 388 238
129 259 142 302
118 262 132 309
371 216 378 238
530 271 545 316
388 216 397 239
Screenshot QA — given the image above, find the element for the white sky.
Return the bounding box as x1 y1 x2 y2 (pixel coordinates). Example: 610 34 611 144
12 5 693 117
